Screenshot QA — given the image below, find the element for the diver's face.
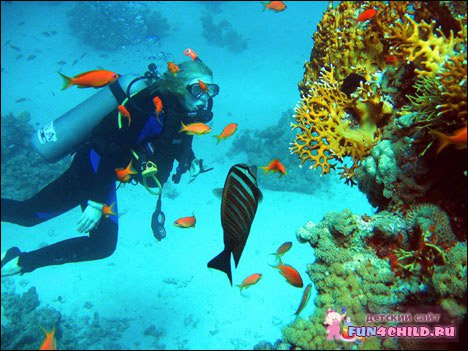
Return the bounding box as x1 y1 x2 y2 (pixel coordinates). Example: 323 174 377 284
183 75 215 112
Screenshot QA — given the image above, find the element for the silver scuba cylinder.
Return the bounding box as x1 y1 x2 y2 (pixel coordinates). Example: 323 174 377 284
31 74 150 164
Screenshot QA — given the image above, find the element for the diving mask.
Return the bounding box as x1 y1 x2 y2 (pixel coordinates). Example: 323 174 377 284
186 82 219 98
141 161 163 196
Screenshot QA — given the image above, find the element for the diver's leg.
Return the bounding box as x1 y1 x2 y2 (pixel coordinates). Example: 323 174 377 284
1 150 94 226
15 183 118 274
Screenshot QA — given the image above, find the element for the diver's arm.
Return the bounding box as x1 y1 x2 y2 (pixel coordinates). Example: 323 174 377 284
85 134 127 204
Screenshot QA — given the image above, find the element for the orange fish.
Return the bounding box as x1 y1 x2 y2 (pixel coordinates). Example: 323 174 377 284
102 202 117 218
385 55 398 65
184 48 198 61
58 69 118 90
271 259 303 288
179 121 212 135
117 104 131 127
270 241 292 261
262 1 287 12
355 8 377 22
167 62 180 76
174 214 196 228
115 160 138 183
237 273 262 292
430 126 467 154
260 159 287 177
153 96 163 124
198 79 208 93
213 123 238 144
39 325 57 350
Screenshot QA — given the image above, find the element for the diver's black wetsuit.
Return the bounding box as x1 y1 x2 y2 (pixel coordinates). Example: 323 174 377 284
1 86 196 273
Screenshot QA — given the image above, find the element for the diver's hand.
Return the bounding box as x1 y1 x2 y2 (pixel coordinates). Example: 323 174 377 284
77 200 103 233
189 158 202 183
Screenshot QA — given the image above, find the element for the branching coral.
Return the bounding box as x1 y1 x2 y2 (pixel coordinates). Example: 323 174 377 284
386 4 467 132
394 229 448 275
385 15 457 76
290 65 384 183
293 0 466 189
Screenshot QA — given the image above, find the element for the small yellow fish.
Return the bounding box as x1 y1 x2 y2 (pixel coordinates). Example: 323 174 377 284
179 121 212 135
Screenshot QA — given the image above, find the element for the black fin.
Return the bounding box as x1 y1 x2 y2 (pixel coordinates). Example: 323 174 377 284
232 241 248 268
207 248 232 286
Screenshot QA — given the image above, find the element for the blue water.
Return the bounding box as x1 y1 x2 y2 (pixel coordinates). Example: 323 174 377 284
1 2 374 349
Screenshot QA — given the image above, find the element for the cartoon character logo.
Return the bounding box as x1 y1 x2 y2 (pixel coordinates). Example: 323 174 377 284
324 308 346 340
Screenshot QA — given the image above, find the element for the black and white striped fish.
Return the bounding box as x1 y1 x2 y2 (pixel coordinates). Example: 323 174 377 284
208 164 263 285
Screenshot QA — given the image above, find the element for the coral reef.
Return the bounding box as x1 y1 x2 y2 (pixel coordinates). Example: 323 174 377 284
287 208 464 349
228 109 331 194
67 2 171 51
290 0 467 236
290 1 467 202
1 112 71 201
271 1 467 350
200 13 248 53
1 281 165 350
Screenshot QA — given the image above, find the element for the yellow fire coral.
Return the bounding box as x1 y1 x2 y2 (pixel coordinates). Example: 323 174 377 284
378 2 467 129
290 65 383 182
292 1 466 182
299 1 386 95
384 13 462 77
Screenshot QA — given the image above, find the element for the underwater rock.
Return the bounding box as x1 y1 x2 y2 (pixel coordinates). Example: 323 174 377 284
253 340 274 350
67 2 171 51
1 112 71 200
200 14 247 53
1 285 131 349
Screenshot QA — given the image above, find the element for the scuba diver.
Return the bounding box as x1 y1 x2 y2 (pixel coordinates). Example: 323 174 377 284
1 49 218 276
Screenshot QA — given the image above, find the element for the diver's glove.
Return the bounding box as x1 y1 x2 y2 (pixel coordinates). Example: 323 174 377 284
189 159 214 183
189 159 202 183
77 200 103 233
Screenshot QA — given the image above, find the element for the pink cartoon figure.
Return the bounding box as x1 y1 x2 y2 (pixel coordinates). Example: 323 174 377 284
324 308 346 340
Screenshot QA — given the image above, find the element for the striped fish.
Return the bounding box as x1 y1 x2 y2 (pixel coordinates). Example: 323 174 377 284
208 164 263 285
